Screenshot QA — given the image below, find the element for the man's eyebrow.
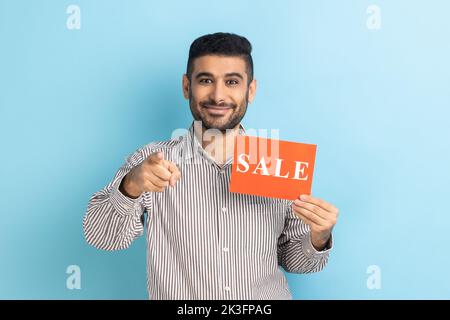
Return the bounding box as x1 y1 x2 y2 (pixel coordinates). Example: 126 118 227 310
194 72 244 80
195 72 214 79
225 72 244 80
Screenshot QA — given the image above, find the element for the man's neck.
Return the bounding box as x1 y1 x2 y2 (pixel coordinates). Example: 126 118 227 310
193 122 241 166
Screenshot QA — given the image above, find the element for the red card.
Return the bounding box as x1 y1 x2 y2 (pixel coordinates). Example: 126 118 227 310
230 135 317 200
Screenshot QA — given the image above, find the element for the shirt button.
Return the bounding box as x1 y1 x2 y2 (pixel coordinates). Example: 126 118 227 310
224 286 231 291
221 207 227 213
223 247 229 252
306 249 311 254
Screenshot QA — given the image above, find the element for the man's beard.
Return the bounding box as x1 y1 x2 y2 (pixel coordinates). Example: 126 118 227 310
188 89 249 132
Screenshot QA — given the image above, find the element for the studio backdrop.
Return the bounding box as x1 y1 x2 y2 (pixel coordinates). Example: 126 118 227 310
1 0 449 299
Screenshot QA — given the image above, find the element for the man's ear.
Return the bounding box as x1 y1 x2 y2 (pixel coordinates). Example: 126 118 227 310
182 74 190 100
248 79 257 104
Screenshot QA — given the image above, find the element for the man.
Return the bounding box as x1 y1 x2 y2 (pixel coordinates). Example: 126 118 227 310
83 32 339 300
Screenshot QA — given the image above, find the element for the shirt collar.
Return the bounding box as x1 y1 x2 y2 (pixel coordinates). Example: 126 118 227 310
181 121 246 166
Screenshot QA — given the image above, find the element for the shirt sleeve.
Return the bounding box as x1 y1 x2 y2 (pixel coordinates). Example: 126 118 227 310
277 200 333 274
82 145 154 251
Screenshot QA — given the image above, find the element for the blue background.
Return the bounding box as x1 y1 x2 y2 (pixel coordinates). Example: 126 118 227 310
1 0 449 299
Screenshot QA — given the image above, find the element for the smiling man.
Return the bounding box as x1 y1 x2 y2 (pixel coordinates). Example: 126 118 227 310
83 32 339 300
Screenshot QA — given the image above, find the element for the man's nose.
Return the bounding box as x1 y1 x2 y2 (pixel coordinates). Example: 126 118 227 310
211 82 227 104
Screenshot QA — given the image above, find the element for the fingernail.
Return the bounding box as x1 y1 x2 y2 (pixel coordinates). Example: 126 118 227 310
300 194 308 201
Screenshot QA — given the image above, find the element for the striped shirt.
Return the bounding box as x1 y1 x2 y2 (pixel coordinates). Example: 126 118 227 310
83 123 332 300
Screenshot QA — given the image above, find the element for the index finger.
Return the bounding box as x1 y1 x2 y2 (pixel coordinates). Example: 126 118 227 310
146 152 164 164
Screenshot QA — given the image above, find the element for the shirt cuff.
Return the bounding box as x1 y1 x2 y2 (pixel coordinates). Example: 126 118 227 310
301 232 333 259
109 178 144 217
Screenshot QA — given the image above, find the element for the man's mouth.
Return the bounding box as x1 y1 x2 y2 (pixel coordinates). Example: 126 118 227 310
201 104 233 116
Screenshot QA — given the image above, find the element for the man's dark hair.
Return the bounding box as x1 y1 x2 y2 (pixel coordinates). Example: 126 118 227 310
186 32 254 85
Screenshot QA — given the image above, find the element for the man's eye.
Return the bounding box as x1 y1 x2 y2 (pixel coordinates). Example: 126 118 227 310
227 80 239 86
199 79 213 84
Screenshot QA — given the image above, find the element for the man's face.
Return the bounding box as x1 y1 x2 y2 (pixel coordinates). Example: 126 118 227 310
183 55 256 131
